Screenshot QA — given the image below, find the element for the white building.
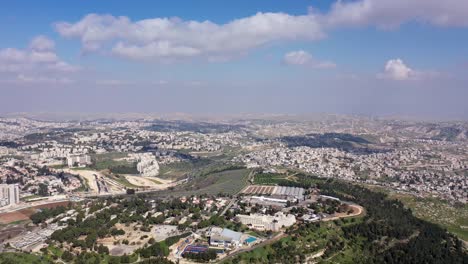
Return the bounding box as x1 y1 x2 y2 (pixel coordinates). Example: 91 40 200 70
0 184 20 207
0 146 14 156
67 155 92 167
236 212 296 231
133 153 160 177
208 227 242 248
251 196 288 204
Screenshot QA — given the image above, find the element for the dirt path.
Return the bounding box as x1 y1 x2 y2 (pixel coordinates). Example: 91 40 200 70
125 175 173 189
0 200 70 224
64 169 100 193
322 204 365 222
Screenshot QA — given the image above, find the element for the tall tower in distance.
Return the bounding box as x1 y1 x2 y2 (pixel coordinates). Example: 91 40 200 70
0 184 20 207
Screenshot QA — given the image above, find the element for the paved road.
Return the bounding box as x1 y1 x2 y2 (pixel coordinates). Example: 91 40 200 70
219 199 235 216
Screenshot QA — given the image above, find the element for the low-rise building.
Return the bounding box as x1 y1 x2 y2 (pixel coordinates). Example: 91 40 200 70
236 212 296 231
208 227 242 248
67 154 92 167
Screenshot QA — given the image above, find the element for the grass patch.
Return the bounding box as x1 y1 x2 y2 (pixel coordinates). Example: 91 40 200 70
47 245 63 258
20 194 42 201
0 253 52 264
49 164 67 169
225 221 346 264
147 178 162 185
158 158 213 179
108 174 139 188
389 193 468 241
91 152 138 174
253 173 288 185
365 184 468 241
73 174 90 192
152 168 250 197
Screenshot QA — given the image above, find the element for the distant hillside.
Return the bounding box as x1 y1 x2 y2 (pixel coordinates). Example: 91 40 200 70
280 133 386 154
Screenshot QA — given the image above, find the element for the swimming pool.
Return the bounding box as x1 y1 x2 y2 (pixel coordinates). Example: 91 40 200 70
244 237 257 244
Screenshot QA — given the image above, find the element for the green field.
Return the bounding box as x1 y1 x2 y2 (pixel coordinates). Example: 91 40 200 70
20 194 43 201
91 152 138 174
107 173 139 188
190 168 250 195
158 158 213 179
0 252 52 264
151 168 250 197
253 173 289 185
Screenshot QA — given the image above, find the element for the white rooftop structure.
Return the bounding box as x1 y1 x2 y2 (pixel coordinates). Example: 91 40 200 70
237 212 296 231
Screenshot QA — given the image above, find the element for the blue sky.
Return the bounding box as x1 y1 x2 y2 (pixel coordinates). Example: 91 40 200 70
0 0 468 119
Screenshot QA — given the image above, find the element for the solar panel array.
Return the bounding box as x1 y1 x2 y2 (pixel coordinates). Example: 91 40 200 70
242 185 275 195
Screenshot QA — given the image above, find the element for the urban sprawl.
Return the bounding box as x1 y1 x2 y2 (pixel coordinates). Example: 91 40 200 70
0 115 466 263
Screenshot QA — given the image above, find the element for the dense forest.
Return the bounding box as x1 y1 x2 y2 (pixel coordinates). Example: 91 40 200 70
319 180 467 264
227 177 468 264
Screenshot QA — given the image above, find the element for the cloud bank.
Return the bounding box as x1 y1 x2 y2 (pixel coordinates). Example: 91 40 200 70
54 0 468 62
55 13 324 61
0 36 79 84
323 0 468 29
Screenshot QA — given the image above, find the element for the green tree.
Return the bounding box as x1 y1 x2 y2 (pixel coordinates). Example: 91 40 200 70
38 183 49 196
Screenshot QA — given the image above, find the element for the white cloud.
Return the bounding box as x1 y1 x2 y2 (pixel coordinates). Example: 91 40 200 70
283 50 312 65
0 48 27 62
15 74 73 84
46 61 80 72
378 58 440 81
112 41 201 61
283 50 336 69
0 36 80 86
379 59 413 80
29 51 59 63
323 0 468 29
0 36 79 73
29 35 55 51
53 1 468 63
55 13 325 61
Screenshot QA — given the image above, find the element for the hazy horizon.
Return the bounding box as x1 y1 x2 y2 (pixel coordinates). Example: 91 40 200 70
1 0 468 119
1 111 467 123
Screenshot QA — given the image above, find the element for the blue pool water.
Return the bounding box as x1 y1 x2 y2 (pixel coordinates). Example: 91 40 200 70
245 237 257 244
